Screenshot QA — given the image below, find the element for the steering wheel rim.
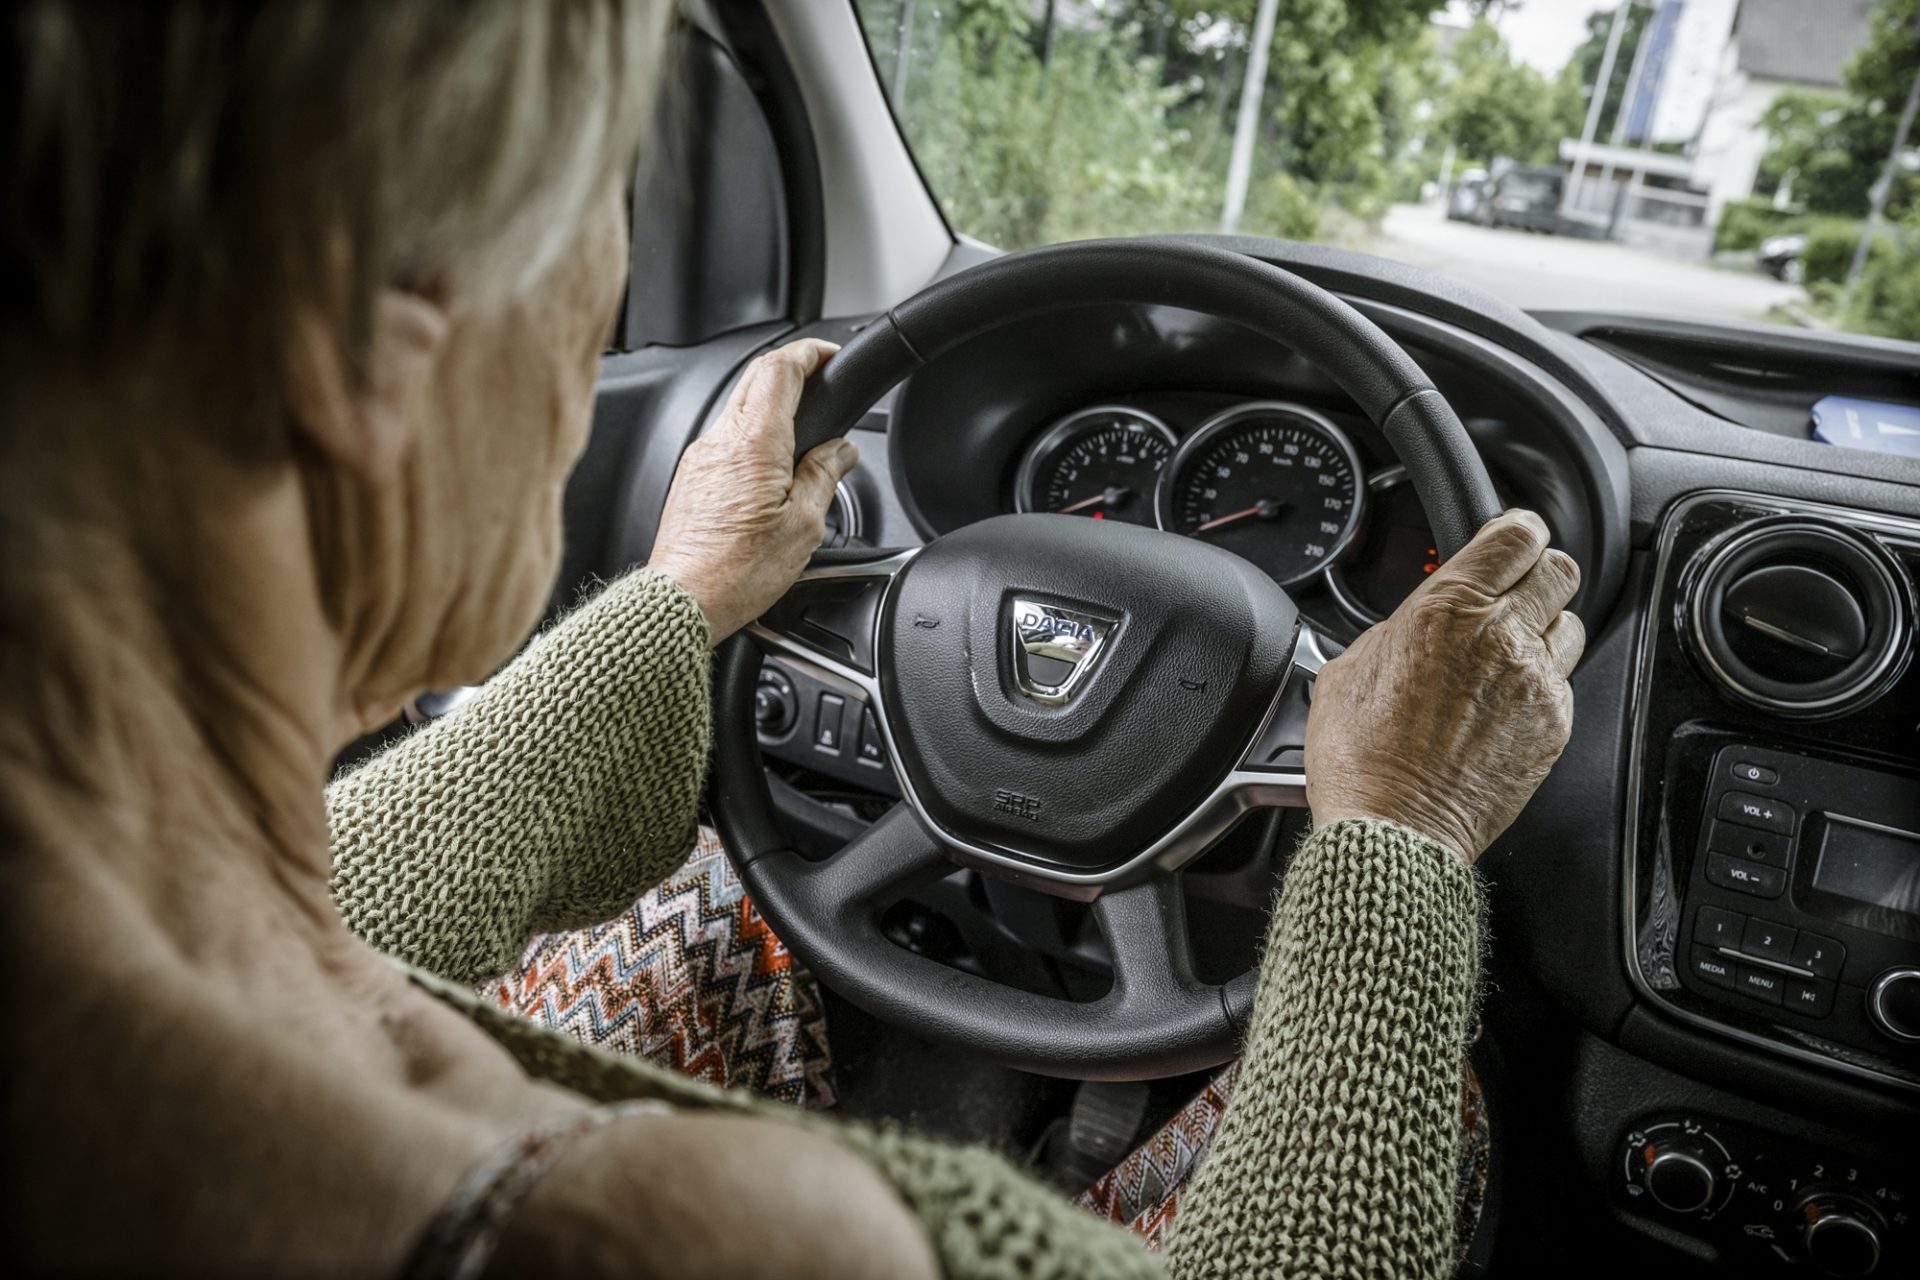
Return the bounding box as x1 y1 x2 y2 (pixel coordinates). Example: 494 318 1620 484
712 238 1501 1080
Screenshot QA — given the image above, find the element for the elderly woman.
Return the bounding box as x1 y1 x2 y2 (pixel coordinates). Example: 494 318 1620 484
2 3 1583 1278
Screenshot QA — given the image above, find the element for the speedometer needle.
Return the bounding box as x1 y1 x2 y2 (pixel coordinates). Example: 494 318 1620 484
1192 498 1285 534
1057 486 1130 514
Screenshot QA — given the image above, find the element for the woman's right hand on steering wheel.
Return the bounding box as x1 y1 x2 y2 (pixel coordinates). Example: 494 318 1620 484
1305 509 1584 864
649 339 859 645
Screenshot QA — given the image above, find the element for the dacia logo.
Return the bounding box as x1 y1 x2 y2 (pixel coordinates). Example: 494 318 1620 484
1008 596 1116 706
1018 611 1097 644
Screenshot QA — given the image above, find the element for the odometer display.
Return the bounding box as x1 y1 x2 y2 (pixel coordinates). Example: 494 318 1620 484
1159 403 1365 586
1015 406 1176 526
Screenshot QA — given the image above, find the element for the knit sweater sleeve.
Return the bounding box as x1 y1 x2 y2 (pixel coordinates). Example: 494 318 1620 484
1164 817 1482 1280
328 569 712 984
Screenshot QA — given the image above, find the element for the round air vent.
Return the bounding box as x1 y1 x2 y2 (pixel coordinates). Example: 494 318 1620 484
1686 517 1912 719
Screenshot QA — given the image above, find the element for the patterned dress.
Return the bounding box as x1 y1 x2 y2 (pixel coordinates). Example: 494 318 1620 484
481 826 1492 1253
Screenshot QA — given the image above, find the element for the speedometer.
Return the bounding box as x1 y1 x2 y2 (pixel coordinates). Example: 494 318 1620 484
1157 402 1365 587
1014 406 1176 526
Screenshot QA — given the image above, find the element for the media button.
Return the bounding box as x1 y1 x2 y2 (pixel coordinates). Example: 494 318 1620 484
1706 853 1785 899
1688 946 1738 992
1729 760 1779 786
1717 791 1795 836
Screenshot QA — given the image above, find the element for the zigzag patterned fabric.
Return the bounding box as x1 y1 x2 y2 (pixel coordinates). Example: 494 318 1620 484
481 827 836 1109
484 826 1490 1248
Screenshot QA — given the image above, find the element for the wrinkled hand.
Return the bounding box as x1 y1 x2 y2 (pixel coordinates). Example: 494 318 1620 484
649 340 857 644
1305 509 1585 864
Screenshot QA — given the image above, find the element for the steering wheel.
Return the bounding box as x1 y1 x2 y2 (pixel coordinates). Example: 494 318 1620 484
710 239 1501 1080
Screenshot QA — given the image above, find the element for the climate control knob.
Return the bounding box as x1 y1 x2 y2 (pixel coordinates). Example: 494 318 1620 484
1644 1140 1720 1214
1800 1195 1884 1277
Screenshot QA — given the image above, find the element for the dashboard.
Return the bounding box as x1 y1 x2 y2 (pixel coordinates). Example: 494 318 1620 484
871 297 1625 645
587 233 1920 1277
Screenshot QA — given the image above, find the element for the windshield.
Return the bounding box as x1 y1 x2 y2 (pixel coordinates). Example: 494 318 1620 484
857 0 1920 340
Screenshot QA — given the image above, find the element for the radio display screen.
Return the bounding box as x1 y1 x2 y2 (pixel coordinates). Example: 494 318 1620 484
1811 814 1920 933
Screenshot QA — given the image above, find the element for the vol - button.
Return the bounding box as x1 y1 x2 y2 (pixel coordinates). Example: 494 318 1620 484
1717 791 1796 836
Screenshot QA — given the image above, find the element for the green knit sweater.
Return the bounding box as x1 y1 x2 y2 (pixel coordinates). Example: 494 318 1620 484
329 569 1483 1280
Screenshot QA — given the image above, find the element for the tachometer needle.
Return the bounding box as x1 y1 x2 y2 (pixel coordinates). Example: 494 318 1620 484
1192 498 1284 534
1056 486 1130 514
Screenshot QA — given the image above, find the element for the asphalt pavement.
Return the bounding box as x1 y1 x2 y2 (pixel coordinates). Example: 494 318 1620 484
1363 201 1805 324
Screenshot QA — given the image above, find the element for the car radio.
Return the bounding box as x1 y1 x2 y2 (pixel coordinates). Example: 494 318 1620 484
1676 743 1920 1061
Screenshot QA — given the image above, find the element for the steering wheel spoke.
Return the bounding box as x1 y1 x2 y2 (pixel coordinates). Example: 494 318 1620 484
747 547 915 684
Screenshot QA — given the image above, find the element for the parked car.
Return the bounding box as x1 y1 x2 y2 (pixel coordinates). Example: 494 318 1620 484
1447 167 1490 222
1483 163 1566 232
1758 231 1808 282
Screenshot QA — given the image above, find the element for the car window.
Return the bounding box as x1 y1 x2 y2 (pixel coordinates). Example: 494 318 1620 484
856 0 1920 341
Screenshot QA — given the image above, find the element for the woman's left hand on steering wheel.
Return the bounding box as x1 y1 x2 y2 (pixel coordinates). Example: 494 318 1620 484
650 339 859 644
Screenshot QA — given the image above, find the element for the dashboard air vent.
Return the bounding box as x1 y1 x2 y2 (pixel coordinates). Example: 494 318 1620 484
1685 517 1912 719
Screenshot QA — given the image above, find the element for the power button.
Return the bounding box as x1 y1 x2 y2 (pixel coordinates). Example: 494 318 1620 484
1730 760 1779 786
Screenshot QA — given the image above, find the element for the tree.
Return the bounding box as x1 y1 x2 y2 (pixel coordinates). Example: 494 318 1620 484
1757 0 1920 219
1431 19 1569 166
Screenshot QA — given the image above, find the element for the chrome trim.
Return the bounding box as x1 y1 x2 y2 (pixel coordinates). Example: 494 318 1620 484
1006 597 1117 705
1644 1150 1718 1214
1621 489 1920 1094
823 479 864 547
750 552 1320 901
1869 968 1920 1044
1012 404 1176 519
1681 518 1912 718
1155 400 1368 589
1326 464 1410 628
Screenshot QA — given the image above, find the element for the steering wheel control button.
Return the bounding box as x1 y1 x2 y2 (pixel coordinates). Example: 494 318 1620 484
813 693 845 755
753 666 798 739
1694 905 1746 947
857 707 886 767
1735 964 1787 1005
1868 969 1920 1043
1740 917 1798 965
1707 819 1792 868
1708 853 1786 899
1719 791 1796 836
1731 760 1780 786
1791 933 1847 980
1785 977 1837 1018
1688 946 1739 992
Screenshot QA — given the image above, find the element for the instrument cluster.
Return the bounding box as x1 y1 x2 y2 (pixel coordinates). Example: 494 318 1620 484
1010 399 1450 627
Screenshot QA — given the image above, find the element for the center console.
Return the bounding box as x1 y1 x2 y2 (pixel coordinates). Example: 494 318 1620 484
1627 492 1920 1091
1620 491 1919 1271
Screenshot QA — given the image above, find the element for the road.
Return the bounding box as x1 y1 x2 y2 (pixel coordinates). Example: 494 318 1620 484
1362 201 1804 324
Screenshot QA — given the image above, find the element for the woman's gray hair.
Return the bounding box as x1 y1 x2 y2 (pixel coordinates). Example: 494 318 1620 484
2 1 669 397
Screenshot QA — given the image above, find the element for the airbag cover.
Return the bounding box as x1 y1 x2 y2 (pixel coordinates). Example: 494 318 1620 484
880 514 1297 871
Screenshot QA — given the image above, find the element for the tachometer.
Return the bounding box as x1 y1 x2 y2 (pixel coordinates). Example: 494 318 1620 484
1015 406 1176 526
1158 402 1365 587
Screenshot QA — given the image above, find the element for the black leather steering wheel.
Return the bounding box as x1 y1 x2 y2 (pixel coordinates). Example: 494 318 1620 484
710 239 1501 1080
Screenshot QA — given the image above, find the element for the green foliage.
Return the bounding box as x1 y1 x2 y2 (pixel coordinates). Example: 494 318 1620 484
1432 19 1568 167
1713 196 1803 253
1800 219 1885 286
1757 0 1919 221
1846 214 1920 341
